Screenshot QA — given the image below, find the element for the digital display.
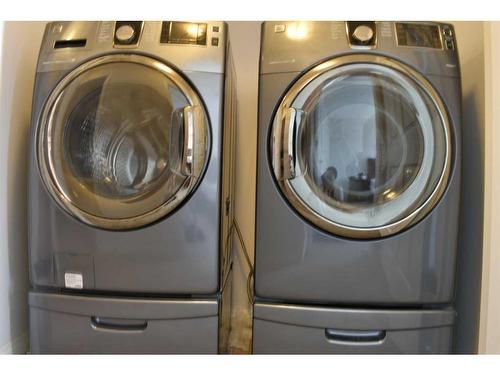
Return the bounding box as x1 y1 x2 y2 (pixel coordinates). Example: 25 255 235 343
160 21 207 45
396 23 442 49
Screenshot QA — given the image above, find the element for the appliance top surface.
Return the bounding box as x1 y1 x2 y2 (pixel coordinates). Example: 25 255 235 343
260 21 459 77
38 21 226 74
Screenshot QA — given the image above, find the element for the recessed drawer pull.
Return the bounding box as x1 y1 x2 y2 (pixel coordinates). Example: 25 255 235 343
325 329 386 343
91 317 148 332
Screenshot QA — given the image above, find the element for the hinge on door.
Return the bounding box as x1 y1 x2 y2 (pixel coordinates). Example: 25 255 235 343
225 198 230 215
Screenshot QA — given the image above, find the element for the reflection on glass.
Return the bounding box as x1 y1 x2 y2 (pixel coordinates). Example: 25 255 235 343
65 83 178 198
48 62 191 219
300 72 424 210
289 64 446 229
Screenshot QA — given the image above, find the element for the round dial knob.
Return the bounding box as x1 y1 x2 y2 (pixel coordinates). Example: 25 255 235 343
115 25 135 42
352 25 374 43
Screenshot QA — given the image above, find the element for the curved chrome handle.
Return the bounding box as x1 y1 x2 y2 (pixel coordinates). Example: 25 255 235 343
325 329 386 343
282 107 297 180
91 317 148 332
181 106 196 176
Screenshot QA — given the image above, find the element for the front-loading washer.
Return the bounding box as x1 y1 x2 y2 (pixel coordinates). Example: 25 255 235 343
28 21 236 353
253 21 461 353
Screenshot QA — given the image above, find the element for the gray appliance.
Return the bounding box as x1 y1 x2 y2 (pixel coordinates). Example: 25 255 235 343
254 21 461 353
28 21 236 354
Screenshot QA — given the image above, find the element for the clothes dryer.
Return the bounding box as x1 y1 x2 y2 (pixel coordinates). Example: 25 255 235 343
253 21 461 353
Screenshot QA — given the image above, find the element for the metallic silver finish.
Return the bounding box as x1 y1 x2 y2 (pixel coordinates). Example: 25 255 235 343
29 292 219 354
29 21 234 353
37 53 209 230
30 22 229 294
260 22 458 76
255 21 461 313
253 302 454 354
270 53 452 239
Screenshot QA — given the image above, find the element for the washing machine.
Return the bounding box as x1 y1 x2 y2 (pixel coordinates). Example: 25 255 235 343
253 21 461 353
28 21 236 353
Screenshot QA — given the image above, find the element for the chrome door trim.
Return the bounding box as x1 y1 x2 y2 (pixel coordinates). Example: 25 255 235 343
270 54 452 239
37 53 209 230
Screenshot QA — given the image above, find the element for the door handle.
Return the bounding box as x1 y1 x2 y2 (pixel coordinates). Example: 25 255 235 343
181 105 196 176
90 316 148 332
325 328 386 343
282 107 297 180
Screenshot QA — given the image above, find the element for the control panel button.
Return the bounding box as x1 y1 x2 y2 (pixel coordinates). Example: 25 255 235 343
211 37 219 46
115 24 135 42
353 25 374 43
442 26 453 37
212 26 219 32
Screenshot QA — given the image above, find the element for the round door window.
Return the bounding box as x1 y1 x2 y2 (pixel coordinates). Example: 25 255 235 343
270 55 452 238
38 54 210 230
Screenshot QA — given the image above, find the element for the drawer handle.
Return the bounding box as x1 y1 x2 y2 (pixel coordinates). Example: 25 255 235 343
325 329 386 343
91 317 148 332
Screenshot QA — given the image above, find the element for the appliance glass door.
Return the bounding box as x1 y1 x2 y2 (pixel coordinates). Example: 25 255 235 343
38 54 210 230
271 56 451 238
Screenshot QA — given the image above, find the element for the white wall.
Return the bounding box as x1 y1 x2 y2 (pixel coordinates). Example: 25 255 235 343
0 21 46 354
479 21 500 354
227 22 260 315
453 22 485 353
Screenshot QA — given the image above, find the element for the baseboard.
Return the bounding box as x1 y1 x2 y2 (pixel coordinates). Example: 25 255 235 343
0 332 28 354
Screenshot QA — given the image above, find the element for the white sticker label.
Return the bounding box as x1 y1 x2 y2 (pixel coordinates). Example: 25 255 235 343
274 24 286 33
64 273 83 289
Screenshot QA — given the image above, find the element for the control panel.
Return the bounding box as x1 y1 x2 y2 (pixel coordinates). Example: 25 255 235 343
347 21 377 48
48 21 222 52
343 22 455 52
39 21 225 74
396 22 455 51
